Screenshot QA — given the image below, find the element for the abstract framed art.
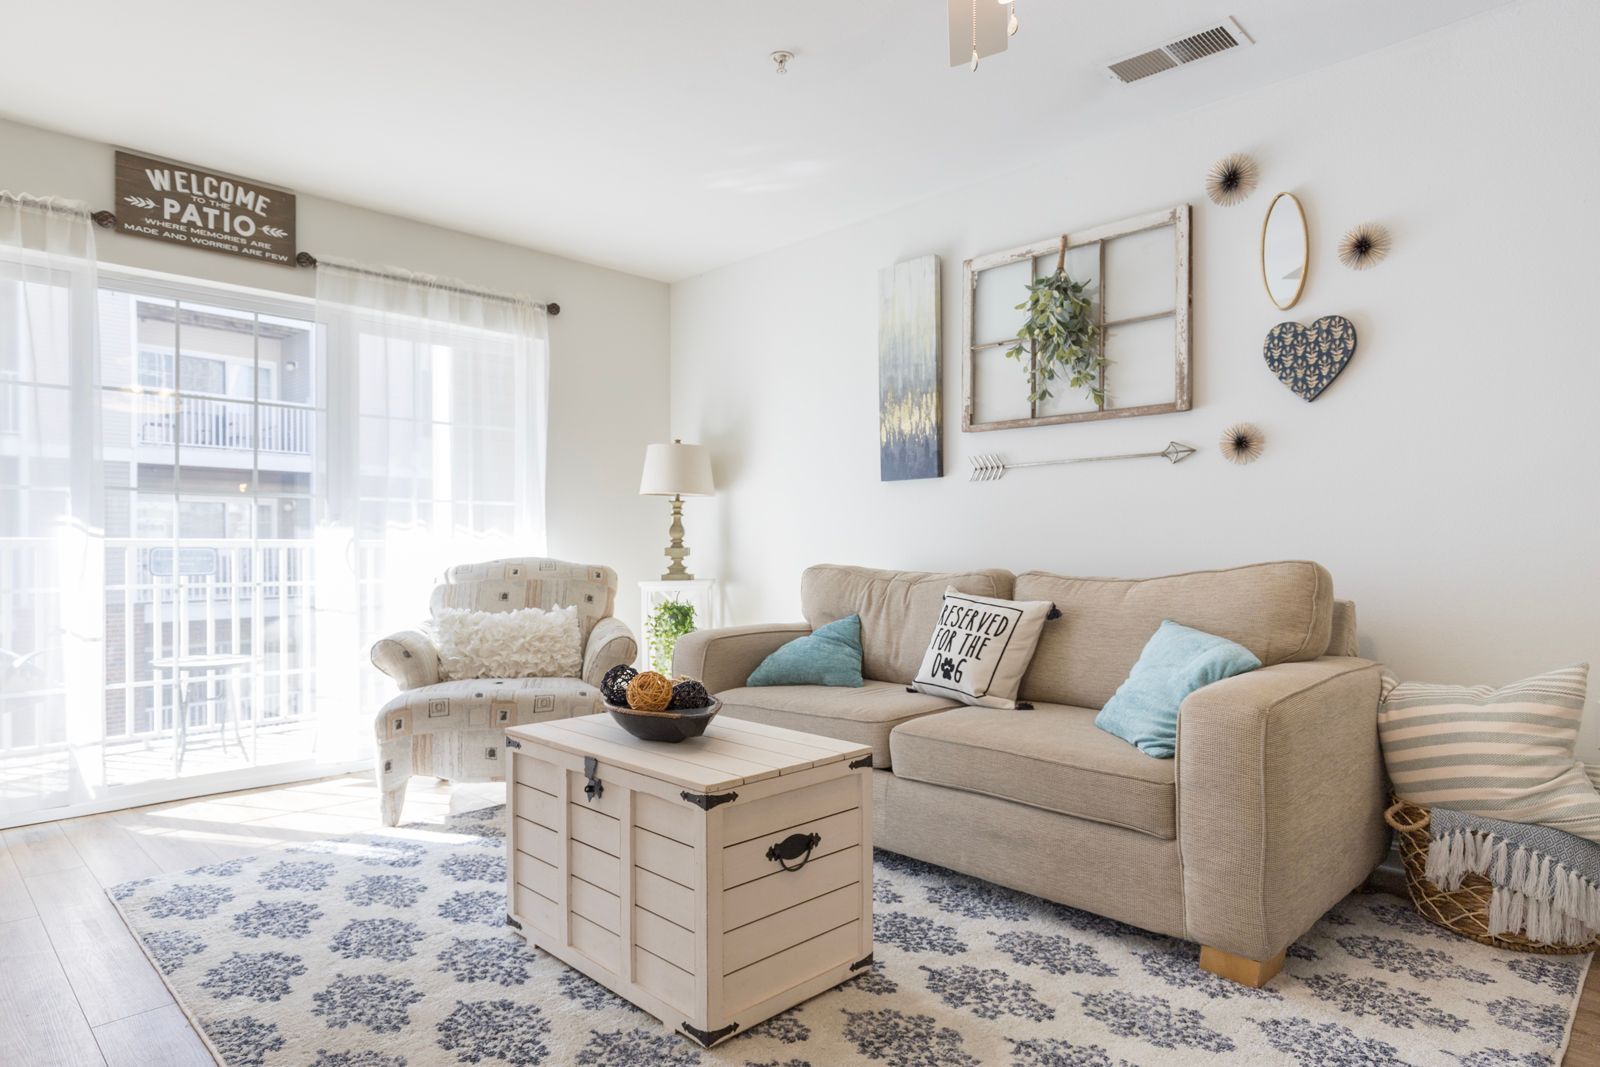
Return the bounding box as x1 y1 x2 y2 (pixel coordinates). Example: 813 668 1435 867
878 253 943 480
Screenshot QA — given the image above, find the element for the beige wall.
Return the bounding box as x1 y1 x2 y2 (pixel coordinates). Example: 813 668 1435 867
0 116 670 635
669 0 1600 758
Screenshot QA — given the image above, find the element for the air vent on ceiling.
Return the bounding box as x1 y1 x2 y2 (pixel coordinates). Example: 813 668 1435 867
1107 17 1253 84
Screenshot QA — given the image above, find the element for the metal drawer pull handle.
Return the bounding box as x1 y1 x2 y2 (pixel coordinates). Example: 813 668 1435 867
766 832 821 872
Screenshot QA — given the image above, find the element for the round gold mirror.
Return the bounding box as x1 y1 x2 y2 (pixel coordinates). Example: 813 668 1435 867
1261 192 1308 310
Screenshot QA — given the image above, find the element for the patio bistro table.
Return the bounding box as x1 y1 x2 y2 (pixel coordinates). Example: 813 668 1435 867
149 653 254 775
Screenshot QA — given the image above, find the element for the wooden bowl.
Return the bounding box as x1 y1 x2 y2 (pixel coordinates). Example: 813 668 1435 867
605 699 721 743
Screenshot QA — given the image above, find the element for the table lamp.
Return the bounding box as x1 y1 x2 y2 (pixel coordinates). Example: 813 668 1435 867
638 439 715 580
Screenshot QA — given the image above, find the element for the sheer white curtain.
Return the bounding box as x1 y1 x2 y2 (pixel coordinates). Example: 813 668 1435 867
314 260 549 724
0 194 105 820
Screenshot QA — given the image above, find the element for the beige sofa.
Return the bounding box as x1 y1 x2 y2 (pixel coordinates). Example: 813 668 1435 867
673 561 1388 987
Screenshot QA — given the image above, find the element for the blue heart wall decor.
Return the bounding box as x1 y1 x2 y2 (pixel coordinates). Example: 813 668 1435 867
1262 315 1358 402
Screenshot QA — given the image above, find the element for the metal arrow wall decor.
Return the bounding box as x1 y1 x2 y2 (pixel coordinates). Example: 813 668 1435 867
969 441 1196 482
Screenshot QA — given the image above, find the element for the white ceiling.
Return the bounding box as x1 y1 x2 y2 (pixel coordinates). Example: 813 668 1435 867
0 0 1509 282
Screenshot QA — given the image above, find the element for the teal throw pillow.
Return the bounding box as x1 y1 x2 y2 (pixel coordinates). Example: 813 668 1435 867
747 615 865 688
1094 620 1261 758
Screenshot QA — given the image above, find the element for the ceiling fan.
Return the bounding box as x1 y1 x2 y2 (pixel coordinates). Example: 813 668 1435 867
948 0 1020 71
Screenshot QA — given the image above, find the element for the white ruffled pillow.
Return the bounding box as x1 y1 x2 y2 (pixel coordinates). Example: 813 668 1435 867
432 605 583 680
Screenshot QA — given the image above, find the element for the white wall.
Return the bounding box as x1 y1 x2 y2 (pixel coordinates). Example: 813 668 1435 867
0 117 671 635
670 0 1600 758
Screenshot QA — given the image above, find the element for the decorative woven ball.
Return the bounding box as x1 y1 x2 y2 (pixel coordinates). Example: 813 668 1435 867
625 671 675 713
600 664 637 707
669 678 711 710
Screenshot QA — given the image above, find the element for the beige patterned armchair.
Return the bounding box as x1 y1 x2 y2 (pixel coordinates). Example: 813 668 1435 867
369 557 637 825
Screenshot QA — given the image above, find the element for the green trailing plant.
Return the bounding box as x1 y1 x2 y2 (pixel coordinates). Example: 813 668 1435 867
1005 247 1104 407
646 598 697 674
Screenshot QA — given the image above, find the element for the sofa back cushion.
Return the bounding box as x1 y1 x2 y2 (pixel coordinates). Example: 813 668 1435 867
430 558 617 645
1329 599 1360 657
801 565 1015 683
1016 561 1335 709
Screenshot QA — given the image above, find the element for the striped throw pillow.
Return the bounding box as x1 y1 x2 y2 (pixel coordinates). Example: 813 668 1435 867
1379 663 1600 844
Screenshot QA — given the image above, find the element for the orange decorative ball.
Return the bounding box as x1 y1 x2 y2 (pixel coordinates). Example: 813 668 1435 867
625 670 674 713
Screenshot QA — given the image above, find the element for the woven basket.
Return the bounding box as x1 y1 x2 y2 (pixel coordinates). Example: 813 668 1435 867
1383 796 1600 954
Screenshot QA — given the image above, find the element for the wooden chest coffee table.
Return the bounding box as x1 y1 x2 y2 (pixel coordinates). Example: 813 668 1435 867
504 713 874 1048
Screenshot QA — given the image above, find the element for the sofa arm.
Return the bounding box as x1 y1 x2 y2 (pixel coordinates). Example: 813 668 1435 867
672 623 811 694
370 630 442 691
583 617 639 688
1177 656 1387 962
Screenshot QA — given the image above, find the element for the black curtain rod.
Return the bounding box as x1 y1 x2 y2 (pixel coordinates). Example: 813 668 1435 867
89 209 560 315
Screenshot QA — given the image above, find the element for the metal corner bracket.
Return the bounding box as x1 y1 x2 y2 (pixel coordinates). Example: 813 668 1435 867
680 790 737 811
680 1021 739 1047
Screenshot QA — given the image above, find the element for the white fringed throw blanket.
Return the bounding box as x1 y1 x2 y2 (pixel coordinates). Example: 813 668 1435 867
1426 806 1600 946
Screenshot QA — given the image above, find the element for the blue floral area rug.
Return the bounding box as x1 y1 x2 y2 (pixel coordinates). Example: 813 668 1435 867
107 805 1592 1067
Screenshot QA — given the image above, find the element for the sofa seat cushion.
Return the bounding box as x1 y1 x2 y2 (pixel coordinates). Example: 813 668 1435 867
889 704 1177 839
378 676 600 734
717 680 961 768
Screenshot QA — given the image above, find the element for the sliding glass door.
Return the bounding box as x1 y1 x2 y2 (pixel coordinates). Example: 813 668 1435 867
0 258 547 826
98 285 322 790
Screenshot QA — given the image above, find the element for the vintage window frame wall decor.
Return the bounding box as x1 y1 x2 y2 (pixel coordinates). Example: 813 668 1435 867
961 204 1192 432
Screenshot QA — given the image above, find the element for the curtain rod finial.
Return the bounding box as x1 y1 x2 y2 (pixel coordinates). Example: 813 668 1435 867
91 210 116 229
295 251 317 268
546 302 560 316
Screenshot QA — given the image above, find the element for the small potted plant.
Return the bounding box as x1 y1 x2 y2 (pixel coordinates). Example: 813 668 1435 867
646 598 697 674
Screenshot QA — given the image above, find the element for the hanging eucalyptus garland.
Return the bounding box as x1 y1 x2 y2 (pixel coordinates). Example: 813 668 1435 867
1006 239 1104 407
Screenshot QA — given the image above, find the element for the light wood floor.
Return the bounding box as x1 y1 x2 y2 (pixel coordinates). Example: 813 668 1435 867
1 774 1596 1066
0 773 487 1067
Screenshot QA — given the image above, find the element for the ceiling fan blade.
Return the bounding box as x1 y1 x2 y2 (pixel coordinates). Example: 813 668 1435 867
947 0 1011 67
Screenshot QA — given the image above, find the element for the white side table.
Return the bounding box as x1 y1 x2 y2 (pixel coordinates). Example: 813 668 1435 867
638 579 718 673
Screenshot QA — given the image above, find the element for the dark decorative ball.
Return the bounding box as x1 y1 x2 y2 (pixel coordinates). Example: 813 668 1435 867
600 664 637 708
669 679 711 710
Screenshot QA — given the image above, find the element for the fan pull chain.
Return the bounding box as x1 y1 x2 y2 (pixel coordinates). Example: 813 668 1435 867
970 0 980 70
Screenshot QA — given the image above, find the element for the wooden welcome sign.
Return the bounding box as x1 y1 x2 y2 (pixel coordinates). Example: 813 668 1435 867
114 150 296 265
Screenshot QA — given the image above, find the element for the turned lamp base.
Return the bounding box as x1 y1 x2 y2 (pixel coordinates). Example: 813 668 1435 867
660 493 695 581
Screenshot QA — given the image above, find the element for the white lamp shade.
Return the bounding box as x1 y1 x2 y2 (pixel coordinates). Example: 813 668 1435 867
639 441 715 497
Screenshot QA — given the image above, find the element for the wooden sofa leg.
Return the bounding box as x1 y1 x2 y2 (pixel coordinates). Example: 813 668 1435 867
379 783 407 827
1198 946 1285 988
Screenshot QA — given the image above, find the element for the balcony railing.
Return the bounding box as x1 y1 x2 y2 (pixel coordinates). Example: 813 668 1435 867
0 537 320 767
105 538 318 743
127 544 306 605
137 394 312 455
